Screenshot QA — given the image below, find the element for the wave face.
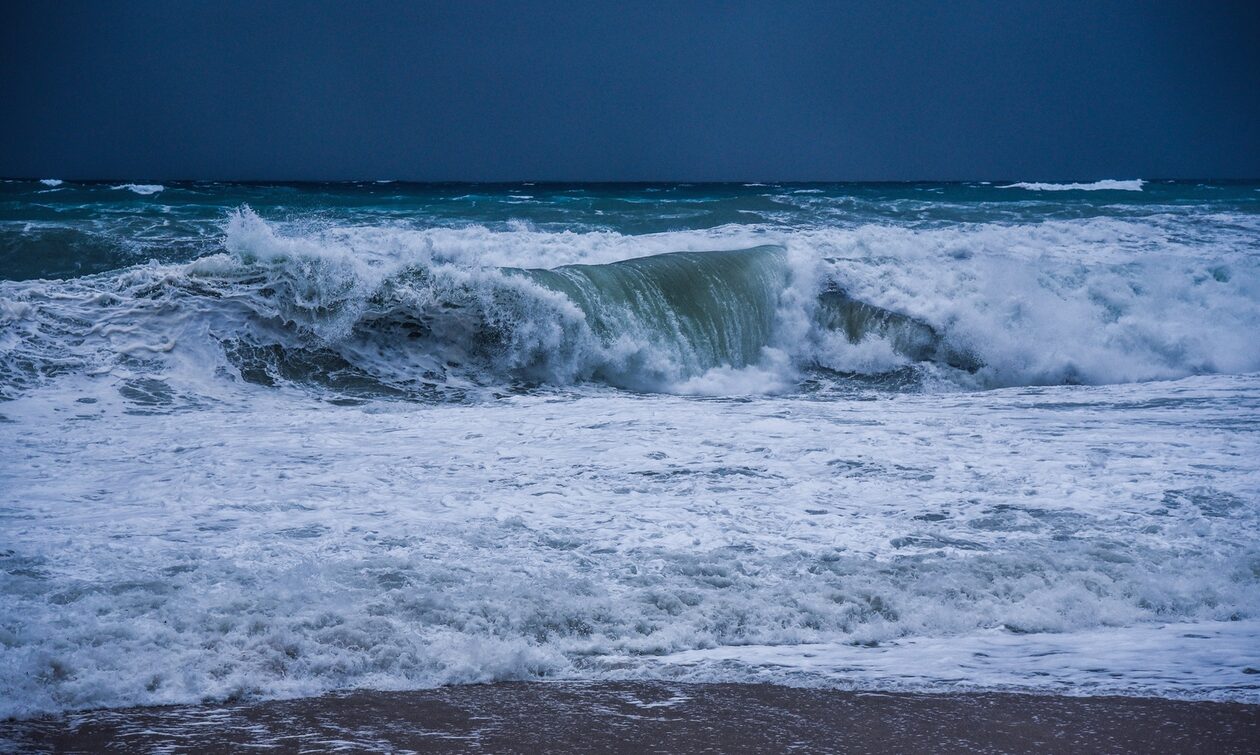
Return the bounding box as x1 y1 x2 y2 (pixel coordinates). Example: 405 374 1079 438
2 182 1259 718
514 248 790 388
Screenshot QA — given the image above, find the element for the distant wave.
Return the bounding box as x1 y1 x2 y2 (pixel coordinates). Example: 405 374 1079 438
111 183 165 195
39 178 63 187
1000 179 1145 192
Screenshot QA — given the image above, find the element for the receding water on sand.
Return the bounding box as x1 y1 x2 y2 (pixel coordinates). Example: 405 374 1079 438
5 682 1258 754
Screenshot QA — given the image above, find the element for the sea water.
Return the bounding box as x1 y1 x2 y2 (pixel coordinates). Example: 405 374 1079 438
1 179 1258 717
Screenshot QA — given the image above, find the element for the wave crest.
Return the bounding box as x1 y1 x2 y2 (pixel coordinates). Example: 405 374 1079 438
111 183 165 195
999 179 1145 192
2 207 1258 401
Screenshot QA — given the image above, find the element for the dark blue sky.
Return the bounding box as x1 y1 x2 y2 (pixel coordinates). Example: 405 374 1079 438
2 0 1257 181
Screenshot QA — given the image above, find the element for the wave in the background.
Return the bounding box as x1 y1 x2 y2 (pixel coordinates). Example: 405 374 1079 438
1000 179 1145 191
111 183 165 195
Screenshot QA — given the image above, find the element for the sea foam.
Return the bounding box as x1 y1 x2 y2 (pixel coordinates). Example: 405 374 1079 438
1 184 1257 718
111 183 165 195
1 377 1257 717
2 206 1258 402
1000 179 1145 191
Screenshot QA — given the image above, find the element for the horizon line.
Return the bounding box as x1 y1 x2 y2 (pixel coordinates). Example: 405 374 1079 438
7 176 1259 185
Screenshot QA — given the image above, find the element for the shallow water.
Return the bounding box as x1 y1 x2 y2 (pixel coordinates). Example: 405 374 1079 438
1 179 1258 717
5 683 1257 754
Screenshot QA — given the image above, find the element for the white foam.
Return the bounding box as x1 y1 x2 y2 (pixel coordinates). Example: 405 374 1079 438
38 178 63 187
3 190 1258 719
111 183 165 195
1 376 1256 717
635 619 1260 701
1000 179 1145 191
784 218 1260 387
3 207 1258 402
670 348 796 395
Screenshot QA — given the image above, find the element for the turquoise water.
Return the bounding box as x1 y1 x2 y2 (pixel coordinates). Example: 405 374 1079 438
6 179 1259 280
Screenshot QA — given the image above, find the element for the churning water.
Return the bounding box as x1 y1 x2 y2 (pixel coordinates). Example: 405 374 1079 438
2 179 1258 717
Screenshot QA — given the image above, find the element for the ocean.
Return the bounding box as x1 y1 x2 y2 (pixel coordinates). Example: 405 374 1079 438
2 178 1258 720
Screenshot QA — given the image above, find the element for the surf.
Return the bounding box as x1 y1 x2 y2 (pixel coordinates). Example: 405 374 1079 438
2 201 1259 403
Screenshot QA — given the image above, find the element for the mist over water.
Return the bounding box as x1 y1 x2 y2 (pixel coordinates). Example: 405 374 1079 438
2 180 1259 717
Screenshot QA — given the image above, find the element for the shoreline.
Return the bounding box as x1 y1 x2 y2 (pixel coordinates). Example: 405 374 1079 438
5 682 1258 753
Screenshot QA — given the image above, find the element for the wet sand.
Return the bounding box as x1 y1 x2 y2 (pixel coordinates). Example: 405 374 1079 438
4 682 1258 753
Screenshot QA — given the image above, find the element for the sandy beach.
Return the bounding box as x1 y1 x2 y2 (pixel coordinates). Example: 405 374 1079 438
4 682 1258 753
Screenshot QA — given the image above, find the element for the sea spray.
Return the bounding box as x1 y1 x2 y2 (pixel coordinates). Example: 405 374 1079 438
4 205 1258 399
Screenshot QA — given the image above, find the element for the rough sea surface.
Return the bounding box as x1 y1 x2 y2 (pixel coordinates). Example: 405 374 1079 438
2 179 1258 719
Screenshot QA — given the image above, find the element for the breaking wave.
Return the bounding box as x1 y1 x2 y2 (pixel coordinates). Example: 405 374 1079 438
111 183 165 195
1 207 1257 402
1000 179 1145 192
3 189 1259 719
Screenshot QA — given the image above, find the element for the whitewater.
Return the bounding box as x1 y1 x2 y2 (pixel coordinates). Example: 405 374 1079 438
1 180 1258 719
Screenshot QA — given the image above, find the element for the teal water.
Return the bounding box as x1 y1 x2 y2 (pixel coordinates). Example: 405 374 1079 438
4 179 1258 281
